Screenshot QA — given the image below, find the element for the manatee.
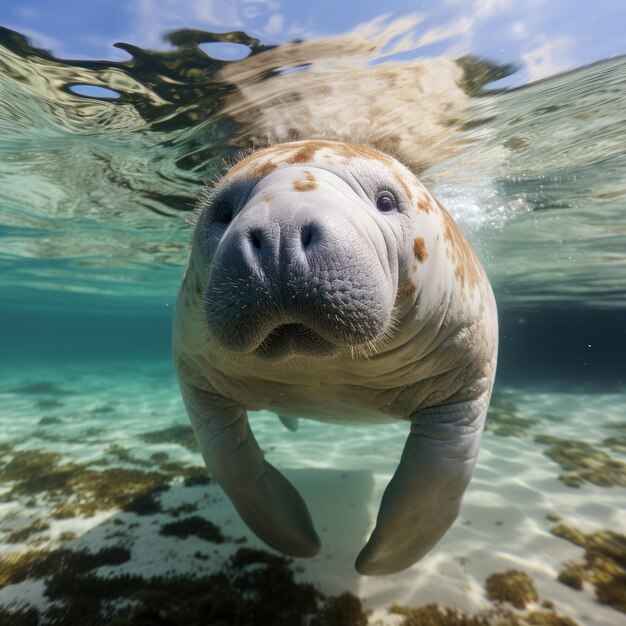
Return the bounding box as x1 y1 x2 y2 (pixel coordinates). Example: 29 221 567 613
173 140 498 575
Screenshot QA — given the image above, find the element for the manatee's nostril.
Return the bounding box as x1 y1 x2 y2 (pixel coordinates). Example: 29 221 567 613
300 224 315 250
249 230 263 250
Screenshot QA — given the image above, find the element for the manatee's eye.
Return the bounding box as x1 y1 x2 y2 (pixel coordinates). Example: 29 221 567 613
215 202 233 225
375 191 397 213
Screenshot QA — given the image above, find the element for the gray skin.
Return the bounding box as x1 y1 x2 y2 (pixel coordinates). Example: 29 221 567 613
173 140 498 576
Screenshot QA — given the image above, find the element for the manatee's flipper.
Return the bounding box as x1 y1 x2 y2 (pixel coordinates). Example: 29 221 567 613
181 383 320 557
279 415 299 432
355 395 489 575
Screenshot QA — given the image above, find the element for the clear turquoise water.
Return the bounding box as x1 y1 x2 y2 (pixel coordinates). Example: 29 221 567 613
0 8 625 626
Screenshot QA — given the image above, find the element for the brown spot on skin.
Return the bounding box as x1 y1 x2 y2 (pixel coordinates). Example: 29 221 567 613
436 198 482 293
285 143 325 164
223 154 256 178
224 150 279 180
287 140 395 168
413 237 428 262
417 196 432 213
225 142 327 182
252 159 278 178
393 173 414 204
402 280 416 297
293 170 317 192
341 143 391 163
260 192 273 203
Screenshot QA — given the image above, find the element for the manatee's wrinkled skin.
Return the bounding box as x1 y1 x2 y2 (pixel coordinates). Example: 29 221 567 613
173 140 498 576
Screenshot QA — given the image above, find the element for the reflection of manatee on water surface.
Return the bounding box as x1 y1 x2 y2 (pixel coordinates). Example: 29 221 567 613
173 139 498 576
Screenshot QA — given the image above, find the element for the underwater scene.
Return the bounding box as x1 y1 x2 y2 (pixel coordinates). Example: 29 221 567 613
0 1 625 625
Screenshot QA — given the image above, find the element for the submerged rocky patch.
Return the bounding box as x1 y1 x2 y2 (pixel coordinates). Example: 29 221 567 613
0 449 169 518
387 566 581 626
0 444 207 519
6 382 72 396
602 435 626 454
389 603 579 626
159 516 225 543
551 524 626 614
140 424 198 451
0 545 369 626
535 436 626 488
485 570 538 609
485 394 540 438
0 545 131 590
5 519 50 544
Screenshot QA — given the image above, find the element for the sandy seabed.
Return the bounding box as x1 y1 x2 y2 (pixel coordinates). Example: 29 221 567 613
0 359 624 625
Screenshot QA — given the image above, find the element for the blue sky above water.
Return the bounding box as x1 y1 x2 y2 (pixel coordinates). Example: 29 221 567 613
0 1 623 87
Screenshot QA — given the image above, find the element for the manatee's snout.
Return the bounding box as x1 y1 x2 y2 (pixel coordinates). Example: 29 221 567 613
240 213 323 274
204 176 395 360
